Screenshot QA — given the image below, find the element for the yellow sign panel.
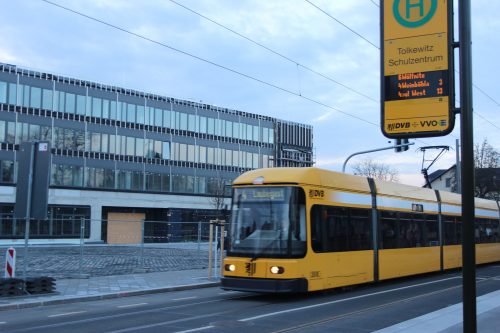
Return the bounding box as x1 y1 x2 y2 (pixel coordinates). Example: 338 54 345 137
384 96 449 134
381 0 453 138
384 33 448 75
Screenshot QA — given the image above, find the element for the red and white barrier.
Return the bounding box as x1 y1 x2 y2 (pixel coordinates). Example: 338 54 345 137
4 247 16 278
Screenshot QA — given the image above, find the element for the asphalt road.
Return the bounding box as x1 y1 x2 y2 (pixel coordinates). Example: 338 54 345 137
1 264 499 333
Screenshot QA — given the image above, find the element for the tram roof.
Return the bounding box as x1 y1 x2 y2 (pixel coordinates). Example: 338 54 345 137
373 178 437 202
233 168 499 213
434 187 498 211
232 167 371 192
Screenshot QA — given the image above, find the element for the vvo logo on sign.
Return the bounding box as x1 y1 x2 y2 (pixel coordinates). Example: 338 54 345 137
387 119 448 133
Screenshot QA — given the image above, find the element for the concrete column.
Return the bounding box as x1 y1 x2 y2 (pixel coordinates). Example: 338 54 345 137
89 204 102 243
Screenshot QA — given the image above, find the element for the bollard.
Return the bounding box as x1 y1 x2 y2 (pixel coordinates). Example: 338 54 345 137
79 217 85 276
220 223 225 277
208 222 214 279
214 226 218 278
140 220 145 270
197 221 202 254
23 217 30 280
4 247 16 278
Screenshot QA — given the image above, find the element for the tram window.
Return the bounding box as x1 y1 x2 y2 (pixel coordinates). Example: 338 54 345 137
476 218 497 244
379 211 436 249
493 219 500 243
425 215 439 246
475 219 482 243
456 218 462 244
443 215 461 245
380 211 398 249
398 213 423 248
311 205 372 253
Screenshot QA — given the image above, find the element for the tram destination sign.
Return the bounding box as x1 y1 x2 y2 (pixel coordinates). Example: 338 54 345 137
381 0 454 138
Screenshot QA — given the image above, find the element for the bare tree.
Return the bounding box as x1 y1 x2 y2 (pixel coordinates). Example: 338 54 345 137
474 139 500 199
352 158 399 182
208 176 230 219
474 138 500 169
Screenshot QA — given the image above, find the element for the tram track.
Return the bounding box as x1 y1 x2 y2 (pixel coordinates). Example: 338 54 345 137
268 274 500 333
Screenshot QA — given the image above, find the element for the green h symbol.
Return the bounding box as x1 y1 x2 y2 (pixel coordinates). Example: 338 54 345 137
406 0 425 18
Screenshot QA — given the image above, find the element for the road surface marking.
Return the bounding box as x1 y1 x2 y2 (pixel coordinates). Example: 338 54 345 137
49 311 86 318
175 326 214 333
117 303 148 308
240 276 461 322
175 276 462 332
172 296 197 301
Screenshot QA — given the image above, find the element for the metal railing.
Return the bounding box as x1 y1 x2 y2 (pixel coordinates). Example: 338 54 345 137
0 218 227 280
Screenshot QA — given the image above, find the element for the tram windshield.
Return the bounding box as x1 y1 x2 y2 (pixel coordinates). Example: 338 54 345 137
228 186 306 258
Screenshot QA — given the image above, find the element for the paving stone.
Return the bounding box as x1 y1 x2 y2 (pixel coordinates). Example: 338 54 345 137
0 245 211 279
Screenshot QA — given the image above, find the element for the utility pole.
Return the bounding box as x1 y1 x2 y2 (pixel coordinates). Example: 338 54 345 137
456 139 461 193
342 142 414 173
459 0 476 331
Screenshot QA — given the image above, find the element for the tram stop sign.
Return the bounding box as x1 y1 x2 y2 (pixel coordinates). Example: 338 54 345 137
381 0 455 138
14 141 51 220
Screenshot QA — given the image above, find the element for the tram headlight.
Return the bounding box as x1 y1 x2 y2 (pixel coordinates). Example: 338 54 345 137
225 264 236 272
270 266 284 274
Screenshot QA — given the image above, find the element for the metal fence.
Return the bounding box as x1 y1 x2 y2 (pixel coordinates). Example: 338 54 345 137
0 218 227 280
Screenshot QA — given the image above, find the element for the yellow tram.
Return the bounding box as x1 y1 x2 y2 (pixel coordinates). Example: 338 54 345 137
221 167 500 293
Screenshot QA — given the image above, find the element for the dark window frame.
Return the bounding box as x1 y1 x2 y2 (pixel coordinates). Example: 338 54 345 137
311 204 372 253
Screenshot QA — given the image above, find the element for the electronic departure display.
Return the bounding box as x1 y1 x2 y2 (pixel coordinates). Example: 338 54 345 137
384 71 448 101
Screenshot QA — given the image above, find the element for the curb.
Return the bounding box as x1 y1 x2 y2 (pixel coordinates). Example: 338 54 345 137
0 281 220 311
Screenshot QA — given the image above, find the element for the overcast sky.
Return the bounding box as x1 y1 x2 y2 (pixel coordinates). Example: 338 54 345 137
1 0 498 186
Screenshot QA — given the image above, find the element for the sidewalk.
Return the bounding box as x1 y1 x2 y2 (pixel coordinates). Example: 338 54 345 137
372 289 500 333
0 269 219 311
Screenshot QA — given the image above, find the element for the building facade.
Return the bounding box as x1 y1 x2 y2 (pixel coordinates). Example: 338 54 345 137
428 164 500 200
0 63 314 243
427 166 457 193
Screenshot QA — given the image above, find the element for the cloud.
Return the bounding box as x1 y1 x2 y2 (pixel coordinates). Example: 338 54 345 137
0 49 20 65
0 0 496 182
399 173 426 187
311 111 335 123
314 157 346 169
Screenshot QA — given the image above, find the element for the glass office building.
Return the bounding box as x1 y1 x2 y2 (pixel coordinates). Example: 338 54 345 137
0 63 313 243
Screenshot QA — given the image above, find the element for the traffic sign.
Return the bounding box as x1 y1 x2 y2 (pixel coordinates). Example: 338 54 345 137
4 247 16 278
381 0 454 138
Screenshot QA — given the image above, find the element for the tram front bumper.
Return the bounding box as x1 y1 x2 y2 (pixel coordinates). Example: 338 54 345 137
221 277 308 293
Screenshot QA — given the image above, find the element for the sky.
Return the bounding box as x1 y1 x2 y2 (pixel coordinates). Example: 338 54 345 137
0 0 499 186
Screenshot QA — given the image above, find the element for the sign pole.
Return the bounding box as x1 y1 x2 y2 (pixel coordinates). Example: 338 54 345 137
23 143 35 280
208 221 214 279
458 0 476 331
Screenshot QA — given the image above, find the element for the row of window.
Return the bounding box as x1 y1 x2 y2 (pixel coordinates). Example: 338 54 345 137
444 216 500 245
278 121 313 148
310 205 500 253
52 164 233 195
0 120 274 168
379 211 439 249
0 81 274 143
0 205 90 239
311 206 372 252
